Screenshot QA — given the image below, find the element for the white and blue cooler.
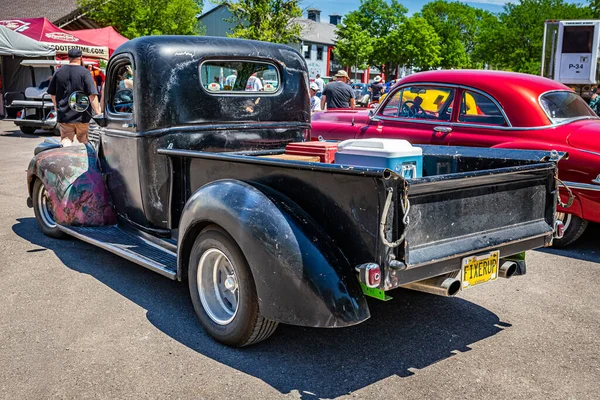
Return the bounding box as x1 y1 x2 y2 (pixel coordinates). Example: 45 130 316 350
335 139 423 179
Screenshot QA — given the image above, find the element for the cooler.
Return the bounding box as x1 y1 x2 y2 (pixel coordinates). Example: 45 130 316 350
335 139 423 179
285 141 339 163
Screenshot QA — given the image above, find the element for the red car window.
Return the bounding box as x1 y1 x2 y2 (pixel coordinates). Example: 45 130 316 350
458 90 507 127
379 86 455 122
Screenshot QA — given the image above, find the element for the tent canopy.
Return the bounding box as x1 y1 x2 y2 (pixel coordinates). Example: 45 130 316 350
68 26 128 55
0 25 55 57
0 18 109 59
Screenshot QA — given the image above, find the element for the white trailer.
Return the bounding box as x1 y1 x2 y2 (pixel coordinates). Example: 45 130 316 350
541 20 600 99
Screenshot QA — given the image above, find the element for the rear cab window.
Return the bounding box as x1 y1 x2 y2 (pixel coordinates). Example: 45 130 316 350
458 90 507 126
539 91 597 123
379 86 455 121
200 60 280 93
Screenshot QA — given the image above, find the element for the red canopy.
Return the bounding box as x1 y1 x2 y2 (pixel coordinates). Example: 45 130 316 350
0 18 109 59
68 27 128 56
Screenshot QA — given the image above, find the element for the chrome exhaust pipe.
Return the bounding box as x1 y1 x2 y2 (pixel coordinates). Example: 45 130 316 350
402 275 462 297
498 261 517 279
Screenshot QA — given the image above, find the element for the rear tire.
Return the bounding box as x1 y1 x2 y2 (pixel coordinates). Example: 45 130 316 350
188 225 278 347
32 179 67 239
553 213 588 248
20 126 37 135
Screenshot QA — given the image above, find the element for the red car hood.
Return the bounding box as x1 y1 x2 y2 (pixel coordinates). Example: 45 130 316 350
312 109 371 125
311 109 371 140
567 120 600 154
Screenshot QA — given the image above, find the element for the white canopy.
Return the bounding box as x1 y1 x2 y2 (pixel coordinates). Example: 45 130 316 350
0 25 55 57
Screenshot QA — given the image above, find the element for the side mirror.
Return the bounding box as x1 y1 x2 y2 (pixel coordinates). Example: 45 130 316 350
69 91 108 127
68 91 90 113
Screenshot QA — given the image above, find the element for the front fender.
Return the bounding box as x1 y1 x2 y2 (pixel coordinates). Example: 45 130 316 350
27 144 116 226
177 179 370 328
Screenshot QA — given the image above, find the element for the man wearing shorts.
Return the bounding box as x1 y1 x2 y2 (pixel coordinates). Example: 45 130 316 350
48 48 101 146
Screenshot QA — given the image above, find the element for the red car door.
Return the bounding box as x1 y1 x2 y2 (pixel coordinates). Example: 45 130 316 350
447 89 514 147
356 85 458 145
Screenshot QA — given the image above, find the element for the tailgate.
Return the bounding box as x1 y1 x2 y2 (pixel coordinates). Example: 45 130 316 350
403 163 556 267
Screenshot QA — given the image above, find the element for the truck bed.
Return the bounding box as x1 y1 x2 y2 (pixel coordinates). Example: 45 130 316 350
158 145 557 289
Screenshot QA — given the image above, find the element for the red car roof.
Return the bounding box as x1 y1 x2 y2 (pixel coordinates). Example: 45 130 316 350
397 70 573 127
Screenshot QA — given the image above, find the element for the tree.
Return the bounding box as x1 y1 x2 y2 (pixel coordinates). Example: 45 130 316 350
78 0 204 39
420 0 496 69
333 13 374 77
217 0 302 44
335 0 411 76
385 16 441 71
476 0 592 74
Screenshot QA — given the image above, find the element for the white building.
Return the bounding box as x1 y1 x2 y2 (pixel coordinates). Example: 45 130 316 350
197 6 341 80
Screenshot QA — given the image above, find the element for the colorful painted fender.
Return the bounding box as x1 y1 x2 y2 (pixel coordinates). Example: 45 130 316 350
27 144 116 226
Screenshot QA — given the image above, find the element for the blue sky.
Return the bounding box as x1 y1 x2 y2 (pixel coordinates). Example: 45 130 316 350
204 0 507 18
298 0 506 17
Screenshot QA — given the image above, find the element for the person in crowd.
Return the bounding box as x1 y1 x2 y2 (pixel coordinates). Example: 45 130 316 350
47 48 100 146
117 65 133 89
369 75 385 102
87 64 105 93
589 87 600 115
309 82 321 112
321 70 355 110
225 71 237 89
245 72 263 91
314 73 324 94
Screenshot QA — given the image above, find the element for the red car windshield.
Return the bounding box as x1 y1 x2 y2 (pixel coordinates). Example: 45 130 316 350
539 91 597 123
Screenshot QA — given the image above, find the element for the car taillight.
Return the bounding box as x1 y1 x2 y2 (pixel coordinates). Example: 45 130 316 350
16 111 22 118
355 263 382 288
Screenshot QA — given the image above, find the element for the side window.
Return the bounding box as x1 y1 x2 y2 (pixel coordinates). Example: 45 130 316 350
398 86 455 121
110 61 134 114
459 90 507 126
379 90 402 116
200 61 280 93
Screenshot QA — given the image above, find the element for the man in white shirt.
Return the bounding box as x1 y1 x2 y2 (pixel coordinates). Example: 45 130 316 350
245 73 263 91
314 74 324 93
310 82 321 112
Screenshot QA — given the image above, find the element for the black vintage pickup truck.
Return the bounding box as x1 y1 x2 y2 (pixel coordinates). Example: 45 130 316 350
26 36 563 347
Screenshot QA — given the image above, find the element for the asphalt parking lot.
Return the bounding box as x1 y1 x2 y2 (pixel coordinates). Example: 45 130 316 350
0 119 599 400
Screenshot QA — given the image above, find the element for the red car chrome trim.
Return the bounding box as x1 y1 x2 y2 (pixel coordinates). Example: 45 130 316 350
563 181 600 191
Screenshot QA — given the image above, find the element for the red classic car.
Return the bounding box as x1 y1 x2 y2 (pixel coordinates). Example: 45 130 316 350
311 70 600 247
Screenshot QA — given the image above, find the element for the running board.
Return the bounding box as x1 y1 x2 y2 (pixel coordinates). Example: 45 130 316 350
57 225 177 280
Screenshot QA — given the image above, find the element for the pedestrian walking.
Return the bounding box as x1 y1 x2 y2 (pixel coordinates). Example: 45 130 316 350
309 82 321 112
314 73 325 93
589 87 600 115
321 70 355 110
369 75 385 102
47 48 101 146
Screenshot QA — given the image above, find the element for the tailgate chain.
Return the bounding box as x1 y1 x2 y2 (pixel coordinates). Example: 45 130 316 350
380 186 410 248
555 172 574 209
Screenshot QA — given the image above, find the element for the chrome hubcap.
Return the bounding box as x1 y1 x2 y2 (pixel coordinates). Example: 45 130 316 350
37 184 56 229
197 248 239 325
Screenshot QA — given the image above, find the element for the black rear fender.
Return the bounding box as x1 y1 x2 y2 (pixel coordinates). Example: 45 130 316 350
177 179 370 328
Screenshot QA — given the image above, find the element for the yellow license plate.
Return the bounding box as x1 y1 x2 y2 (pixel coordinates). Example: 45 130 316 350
461 251 499 289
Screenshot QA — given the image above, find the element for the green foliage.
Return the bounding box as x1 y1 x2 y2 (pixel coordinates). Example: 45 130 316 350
218 0 302 44
476 0 593 74
335 0 441 75
333 14 373 71
385 16 441 71
78 0 204 39
420 0 496 68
